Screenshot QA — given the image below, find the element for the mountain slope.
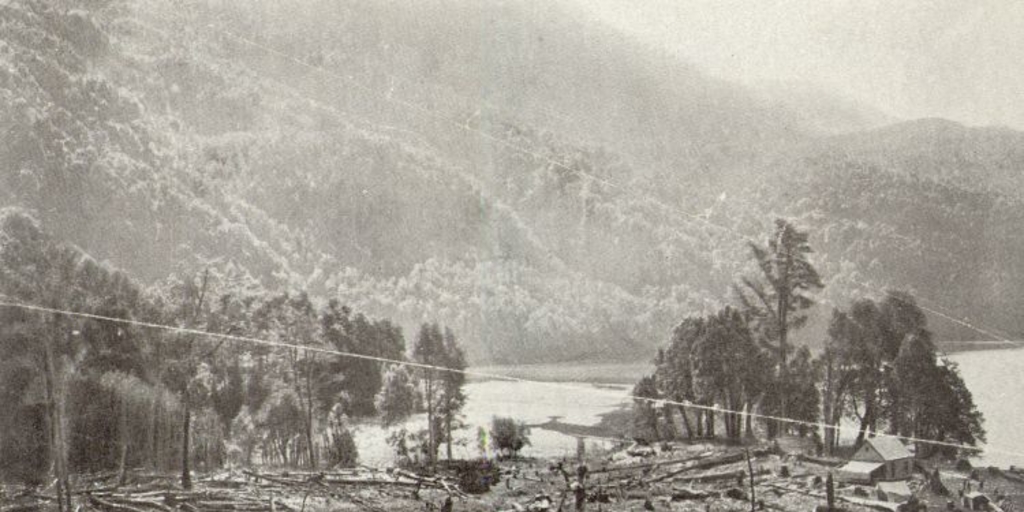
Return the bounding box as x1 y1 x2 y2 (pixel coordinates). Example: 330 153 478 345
4 0 1024 364
745 121 1024 341
816 119 1024 197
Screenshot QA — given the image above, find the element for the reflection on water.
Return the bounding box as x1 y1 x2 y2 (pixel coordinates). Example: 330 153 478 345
355 352 1021 468
355 379 630 466
948 349 1024 468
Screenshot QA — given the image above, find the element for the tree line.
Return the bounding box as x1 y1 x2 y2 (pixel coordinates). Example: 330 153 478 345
0 209 467 511
633 219 985 457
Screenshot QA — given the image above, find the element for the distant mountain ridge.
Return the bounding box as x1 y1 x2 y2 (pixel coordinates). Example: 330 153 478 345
3 0 1024 363
817 118 1024 197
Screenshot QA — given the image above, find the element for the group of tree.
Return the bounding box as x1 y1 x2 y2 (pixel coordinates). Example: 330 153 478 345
633 218 985 458
0 209 467 510
820 292 984 456
375 323 468 471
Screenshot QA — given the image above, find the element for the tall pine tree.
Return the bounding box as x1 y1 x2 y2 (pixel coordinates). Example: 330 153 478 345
735 219 823 431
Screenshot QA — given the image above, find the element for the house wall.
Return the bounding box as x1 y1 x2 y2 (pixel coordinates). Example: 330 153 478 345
879 459 913 481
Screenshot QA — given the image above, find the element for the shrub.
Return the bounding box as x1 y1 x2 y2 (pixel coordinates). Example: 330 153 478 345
325 404 358 467
490 416 531 459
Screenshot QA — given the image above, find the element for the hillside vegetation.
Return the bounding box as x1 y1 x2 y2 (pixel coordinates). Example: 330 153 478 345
2 0 1023 366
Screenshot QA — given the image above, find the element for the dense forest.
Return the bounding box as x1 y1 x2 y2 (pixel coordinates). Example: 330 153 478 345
0 207 476 508
632 220 985 457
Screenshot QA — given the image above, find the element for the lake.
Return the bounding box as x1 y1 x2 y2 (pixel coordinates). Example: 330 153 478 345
354 351 1024 467
947 348 1024 468
353 378 635 466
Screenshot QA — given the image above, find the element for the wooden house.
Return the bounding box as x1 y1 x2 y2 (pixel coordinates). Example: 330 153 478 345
837 437 914 484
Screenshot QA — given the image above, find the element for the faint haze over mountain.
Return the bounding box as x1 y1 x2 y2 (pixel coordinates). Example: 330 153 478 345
3 0 1024 365
578 0 1024 130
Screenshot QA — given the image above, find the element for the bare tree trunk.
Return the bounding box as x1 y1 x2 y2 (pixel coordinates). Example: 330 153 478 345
426 376 436 471
854 394 876 448
777 238 791 435
745 401 755 438
745 449 757 512
150 382 161 469
676 405 694 440
445 414 453 461
180 270 207 486
118 393 129 486
822 358 835 455
304 364 316 468
888 394 901 436
661 405 678 440
43 326 71 512
650 408 661 442
723 397 735 440
181 393 192 490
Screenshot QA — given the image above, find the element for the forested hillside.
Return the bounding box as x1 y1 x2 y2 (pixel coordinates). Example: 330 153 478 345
756 153 1024 341
2 0 1023 366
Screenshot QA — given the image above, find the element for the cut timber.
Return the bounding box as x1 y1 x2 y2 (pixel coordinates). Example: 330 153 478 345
648 450 769 484
86 494 148 512
670 468 770 485
393 469 468 498
796 454 844 467
588 452 716 475
240 469 466 499
670 489 720 501
1 502 51 512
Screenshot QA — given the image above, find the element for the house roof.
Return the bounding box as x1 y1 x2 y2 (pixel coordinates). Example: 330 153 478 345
838 461 885 476
863 437 912 461
877 481 912 498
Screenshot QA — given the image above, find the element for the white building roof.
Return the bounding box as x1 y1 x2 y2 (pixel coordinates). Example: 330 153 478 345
838 461 885 475
877 480 912 500
862 437 913 461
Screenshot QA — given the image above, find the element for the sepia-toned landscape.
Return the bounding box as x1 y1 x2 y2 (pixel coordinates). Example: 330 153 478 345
2 1 1024 511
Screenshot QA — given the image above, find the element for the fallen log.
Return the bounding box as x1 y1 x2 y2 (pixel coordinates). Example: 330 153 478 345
392 469 468 498
87 494 148 512
104 497 174 512
588 452 716 475
795 454 844 467
648 450 768 484
670 488 720 501
241 471 308 488
670 468 771 485
1 501 50 512
673 469 745 485
242 468 465 499
322 477 423 487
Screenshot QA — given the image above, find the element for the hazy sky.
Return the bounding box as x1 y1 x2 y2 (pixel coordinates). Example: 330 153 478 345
575 0 1024 130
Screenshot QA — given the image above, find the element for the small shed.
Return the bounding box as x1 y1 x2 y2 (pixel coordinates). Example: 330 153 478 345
962 491 989 511
837 437 914 483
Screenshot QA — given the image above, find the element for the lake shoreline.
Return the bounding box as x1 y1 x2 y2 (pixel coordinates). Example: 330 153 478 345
468 360 652 385
470 345 1021 385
